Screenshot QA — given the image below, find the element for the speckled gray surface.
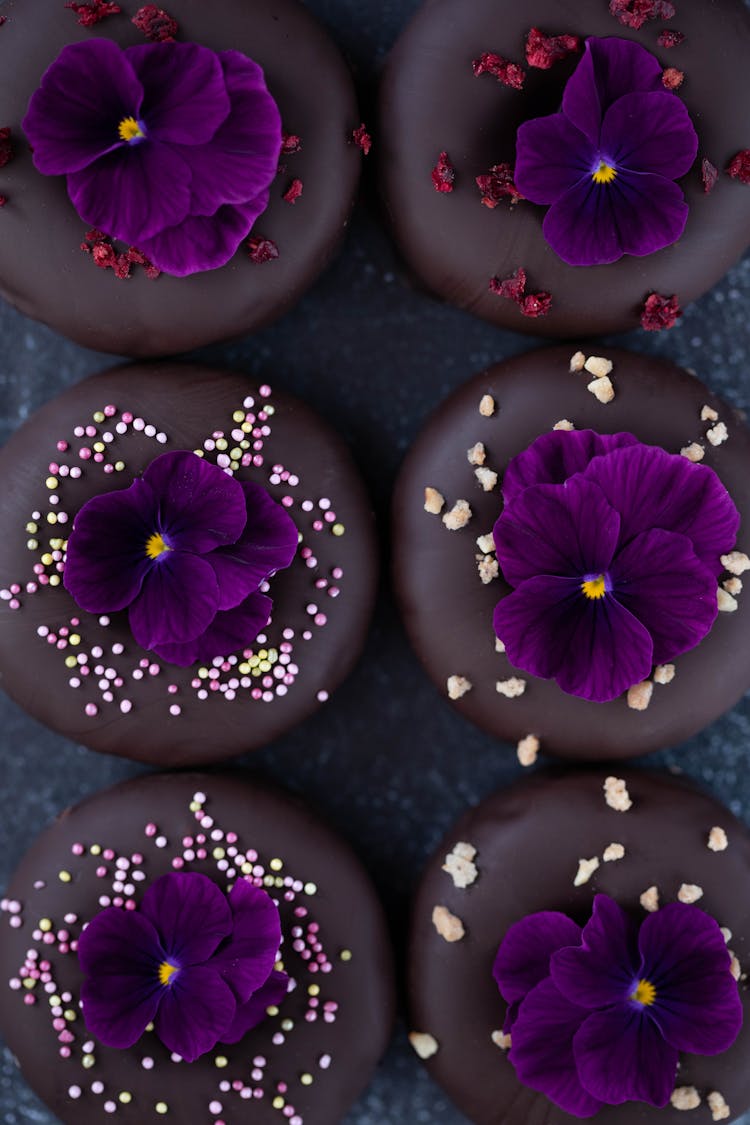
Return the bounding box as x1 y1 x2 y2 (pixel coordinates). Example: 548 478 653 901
1 1 750 1123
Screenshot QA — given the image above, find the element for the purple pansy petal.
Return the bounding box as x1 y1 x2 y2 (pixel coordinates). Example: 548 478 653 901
129 553 220 649
494 576 654 702
542 174 629 266
208 482 298 611
220 970 290 1044
493 912 582 1005
514 114 593 205
609 170 689 258
562 37 663 145
141 873 233 966
142 452 247 553
551 896 638 1010
154 965 237 1063
611 529 718 663
509 979 603 1118
573 1006 677 1107
601 91 698 179
638 904 742 1054
22 40 143 175
67 141 193 246
151 590 272 666
502 430 638 505
209 878 283 1003
503 999 520 1035
582 444 740 575
495 477 620 586
137 196 265 276
63 480 156 613
126 42 230 146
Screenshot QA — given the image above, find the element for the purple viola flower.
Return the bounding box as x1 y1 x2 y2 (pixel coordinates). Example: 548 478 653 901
493 894 742 1117
77 871 290 1062
63 450 298 667
22 39 282 276
514 37 698 266
493 429 739 702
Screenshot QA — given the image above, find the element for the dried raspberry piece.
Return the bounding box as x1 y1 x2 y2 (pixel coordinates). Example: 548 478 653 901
640 292 682 330
609 0 675 30
525 27 581 69
352 123 372 156
475 164 523 207
143 263 161 280
283 178 303 204
92 242 116 270
0 15 7 25
519 291 552 318
472 53 525 90
281 133 302 155
431 151 455 193
113 254 133 280
658 29 684 47
0 196 7 207
82 229 158 278
132 4 177 41
489 268 527 302
661 67 683 90
247 236 279 263
727 151 750 185
701 158 718 194
0 128 13 169
65 0 121 26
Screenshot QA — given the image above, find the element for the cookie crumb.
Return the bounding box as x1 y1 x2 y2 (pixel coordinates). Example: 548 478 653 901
717 587 738 613
729 952 741 981
721 551 750 576
475 467 498 492
517 734 539 767
442 500 472 530
491 1030 512 1050
640 885 659 912
495 637 506 653
588 375 615 404
574 856 600 887
447 675 472 701
627 680 653 710
409 1032 439 1059
569 351 586 372
678 883 703 904
553 419 575 430
476 533 495 554
723 577 743 596
604 776 633 811
479 394 496 417
653 664 675 685
496 677 527 698
432 905 465 942
671 1087 701 1112
424 487 445 514
708 826 729 852
707 422 728 447
603 843 625 862
478 556 500 584
442 842 478 888
583 355 613 378
467 442 486 466
707 1091 730 1122
680 442 704 463
720 927 732 944
701 404 719 422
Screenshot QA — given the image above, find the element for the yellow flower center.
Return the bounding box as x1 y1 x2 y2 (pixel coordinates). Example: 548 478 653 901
581 574 607 600
158 961 180 987
145 532 171 560
630 978 657 1006
592 161 617 185
118 116 145 143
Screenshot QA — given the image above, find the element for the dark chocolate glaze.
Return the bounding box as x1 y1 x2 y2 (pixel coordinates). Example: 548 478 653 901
379 0 750 337
392 346 750 760
0 771 395 1125
410 768 750 1125
0 0 360 356
0 363 378 765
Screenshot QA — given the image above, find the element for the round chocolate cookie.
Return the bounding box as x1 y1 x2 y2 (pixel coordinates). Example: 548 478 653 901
0 0 361 356
392 346 750 759
0 363 377 765
409 768 750 1125
380 0 750 337
0 771 395 1124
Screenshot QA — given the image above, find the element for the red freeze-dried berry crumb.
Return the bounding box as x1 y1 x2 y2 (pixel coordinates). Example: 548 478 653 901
640 292 682 330
662 67 684 90
281 133 302 155
431 151 455 193
525 27 581 69
475 164 523 207
609 0 675 30
283 178 303 204
472 53 525 90
0 128 13 168
352 124 372 156
0 15 7 25
81 229 159 279
489 268 551 317
132 4 178 41
65 0 121 27
727 151 750 185
701 158 718 194
247 236 279 263
0 196 7 207
658 29 684 47
519 291 552 318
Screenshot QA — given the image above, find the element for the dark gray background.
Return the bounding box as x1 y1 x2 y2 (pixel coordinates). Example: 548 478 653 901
2 1 750 1122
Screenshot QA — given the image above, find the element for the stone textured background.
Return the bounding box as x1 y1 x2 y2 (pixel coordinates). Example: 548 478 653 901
1 1 750 1122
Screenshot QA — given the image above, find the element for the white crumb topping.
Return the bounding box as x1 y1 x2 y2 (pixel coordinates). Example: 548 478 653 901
409 1032 439 1059
442 842 478 888
640 885 660 912
677 883 703 904
717 586 738 613
569 351 586 373
707 1091 731 1121
496 677 526 698
447 675 472 701
517 734 539 767
553 419 575 431
574 856 600 887
721 927 732 944
467 442 486 466
701 404 719 422
476 533 495 554
653 664 676 685
604 777 633 811
584 355 613 378
670 1087 701 1111
587 375 615 403
729 952 741 981
707 421 728 446
432 904 465 943
491 1030 512 1050
721 551 750 575
708 826 729 852
442 499 472 530
479 394 495 417
424 486 445 514
475 466 498 492
680 442 704 463
477 556 499 584
603 843 625 862
723 576 743 596
627 680 653 710
495 637 506 653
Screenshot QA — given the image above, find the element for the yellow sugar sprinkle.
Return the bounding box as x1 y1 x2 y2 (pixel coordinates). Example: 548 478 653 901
65 656 77 668
155 1102 168 1114
90 844 102 856
49 575 61 586
27 539 38 551
281 1018 294 1031
216 438 228 451
39 918 52 932
304 882 317 896
332 523 345 536
232 410 245 422
93 442 105 453
69 634 81 645
340 949 353 962
58 870 72 883
118 1092 132 1104
46 513 58 524
273 1097 285 1110
93 411 105 423
115 461 125 472
45 477 58 490
212 847 225 860
64 1009 76 1022
214 1056 228 1068
26 522 38 533
82 1055 95 1069
300 1073 313 1086
266 1006 280 1017
308 984 320 996
41 553 53 565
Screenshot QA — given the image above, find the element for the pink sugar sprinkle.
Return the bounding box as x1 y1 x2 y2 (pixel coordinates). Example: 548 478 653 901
85 703 98 717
